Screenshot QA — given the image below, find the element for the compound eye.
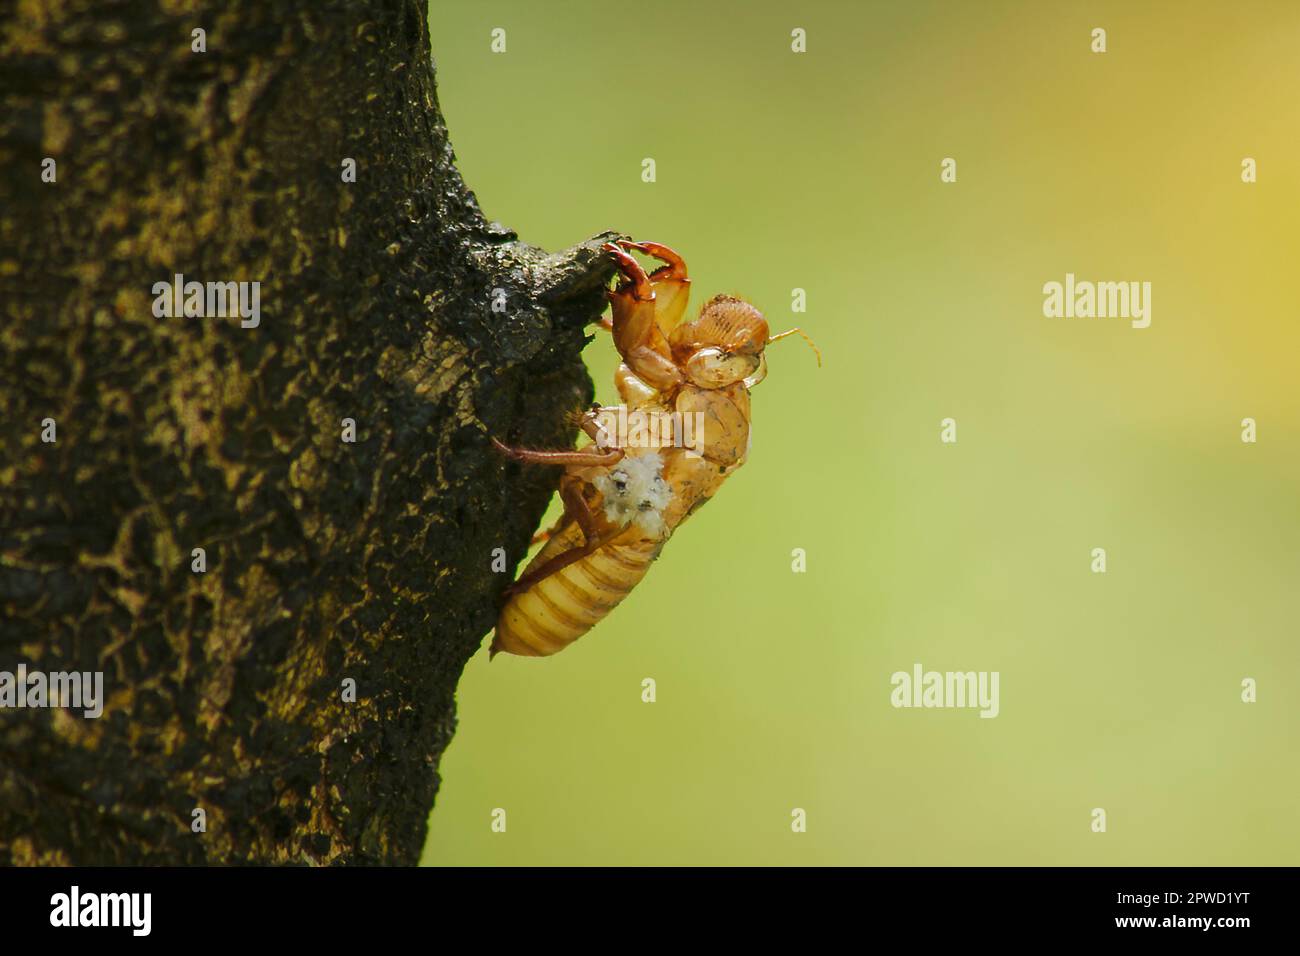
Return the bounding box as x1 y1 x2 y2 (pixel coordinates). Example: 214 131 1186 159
684 347 760 388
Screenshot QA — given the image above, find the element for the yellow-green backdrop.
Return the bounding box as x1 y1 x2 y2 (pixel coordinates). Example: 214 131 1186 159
422 0 1300 865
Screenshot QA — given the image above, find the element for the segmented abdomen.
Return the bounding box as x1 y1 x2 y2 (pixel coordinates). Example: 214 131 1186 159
492 534 660 657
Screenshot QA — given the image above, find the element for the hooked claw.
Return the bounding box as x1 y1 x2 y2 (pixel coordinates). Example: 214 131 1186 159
607 239 690 334
616 239 688 283
601 242 654 302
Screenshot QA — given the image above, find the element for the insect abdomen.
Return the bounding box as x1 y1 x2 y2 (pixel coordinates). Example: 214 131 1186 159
492 538 658 657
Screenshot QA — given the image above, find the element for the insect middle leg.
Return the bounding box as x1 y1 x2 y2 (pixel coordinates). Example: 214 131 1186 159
490 437 624 468
494 407 624 549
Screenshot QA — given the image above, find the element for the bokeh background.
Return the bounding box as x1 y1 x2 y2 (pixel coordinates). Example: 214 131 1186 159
422 0 1300 865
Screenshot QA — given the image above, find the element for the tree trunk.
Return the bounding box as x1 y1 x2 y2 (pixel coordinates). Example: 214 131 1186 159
0 0 614 865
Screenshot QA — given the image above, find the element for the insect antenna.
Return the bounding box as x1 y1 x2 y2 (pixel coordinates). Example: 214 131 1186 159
767 327 822 366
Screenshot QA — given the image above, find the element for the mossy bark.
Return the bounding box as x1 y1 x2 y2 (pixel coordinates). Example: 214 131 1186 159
0 0 613 864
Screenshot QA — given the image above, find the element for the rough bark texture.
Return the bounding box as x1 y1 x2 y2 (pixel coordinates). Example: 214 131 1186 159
0 0 614 864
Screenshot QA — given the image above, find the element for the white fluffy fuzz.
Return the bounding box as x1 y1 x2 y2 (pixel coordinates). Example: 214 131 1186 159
593 451 672 538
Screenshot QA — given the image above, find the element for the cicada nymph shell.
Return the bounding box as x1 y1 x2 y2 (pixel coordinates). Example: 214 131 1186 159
491 242 815 657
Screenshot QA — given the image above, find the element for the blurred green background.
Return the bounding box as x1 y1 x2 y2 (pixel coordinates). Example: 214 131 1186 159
422 0 1300 865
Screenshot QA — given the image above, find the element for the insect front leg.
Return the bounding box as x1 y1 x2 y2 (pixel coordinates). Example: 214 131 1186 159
602 243 682 392
617 239 690 335
592 240 690 339
602 242 656 346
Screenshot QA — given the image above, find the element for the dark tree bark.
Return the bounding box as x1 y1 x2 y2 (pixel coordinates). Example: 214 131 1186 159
0 0 614 864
